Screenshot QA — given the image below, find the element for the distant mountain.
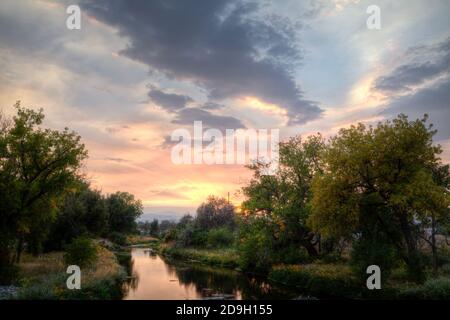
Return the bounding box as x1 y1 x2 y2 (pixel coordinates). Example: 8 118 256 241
138 206 196 222
138 213 182 222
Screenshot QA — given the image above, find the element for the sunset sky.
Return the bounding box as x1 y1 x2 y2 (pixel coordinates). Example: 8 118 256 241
1 0 449 218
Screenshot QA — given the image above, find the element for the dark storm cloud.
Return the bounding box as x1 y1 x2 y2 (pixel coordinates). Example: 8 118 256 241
148 88 193 112
201 102 226 110
79 0 322 124
375 37 450 140
381 78 450 141
172 108 245 131
374 37 450 93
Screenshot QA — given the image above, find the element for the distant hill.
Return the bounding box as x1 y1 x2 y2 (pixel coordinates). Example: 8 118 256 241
138 213 182 222
138 206 196 222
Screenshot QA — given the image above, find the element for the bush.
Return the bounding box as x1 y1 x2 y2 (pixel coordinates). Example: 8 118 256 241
350 235 398 284
399 277 450 299
161 246 239 268
274 245 309 264
238 227 274 273
0 264 19 285
437 246 450 267
207 228 234 248
64 237 98 268
109 232 127 246
175 224 208 248
269 264 362 298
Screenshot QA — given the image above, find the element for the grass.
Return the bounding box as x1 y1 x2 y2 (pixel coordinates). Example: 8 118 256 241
16 246 126 299
398 277 450 299
126 235 159 246
161 245 240 269
268 263 366 299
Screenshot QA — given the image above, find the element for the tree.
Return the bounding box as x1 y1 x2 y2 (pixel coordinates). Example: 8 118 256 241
44 182 108 251
241 135 324 257
106 191 143 234
420 163 450 273
0 102 87 263
179 214 194 227
196 196 235 230
309 115 450 281
149 219 159 237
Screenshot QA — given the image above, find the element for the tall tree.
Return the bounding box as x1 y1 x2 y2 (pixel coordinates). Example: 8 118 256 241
106 191 143 234
309 115 449 281
0 102 87 263
242 135 324 257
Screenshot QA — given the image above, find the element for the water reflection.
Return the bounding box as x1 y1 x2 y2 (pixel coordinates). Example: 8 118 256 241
122 248 298 300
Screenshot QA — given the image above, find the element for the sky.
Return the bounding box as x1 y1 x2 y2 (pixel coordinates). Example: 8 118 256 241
1 0 449 218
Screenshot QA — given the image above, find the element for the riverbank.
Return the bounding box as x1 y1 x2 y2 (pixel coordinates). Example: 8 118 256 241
14 245 126 299
158 243 450 299
160 245 240 269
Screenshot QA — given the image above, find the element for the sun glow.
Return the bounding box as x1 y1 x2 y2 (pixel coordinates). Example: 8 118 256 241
240 97 287 116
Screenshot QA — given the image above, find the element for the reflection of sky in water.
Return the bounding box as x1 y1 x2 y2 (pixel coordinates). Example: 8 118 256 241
123 248 297 300
124 249 206 300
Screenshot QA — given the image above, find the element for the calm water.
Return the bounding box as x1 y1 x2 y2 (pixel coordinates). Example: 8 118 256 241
122 248 299 300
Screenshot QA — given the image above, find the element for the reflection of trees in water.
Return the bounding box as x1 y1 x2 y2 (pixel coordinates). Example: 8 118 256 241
120 252 140 295
161 257 297 299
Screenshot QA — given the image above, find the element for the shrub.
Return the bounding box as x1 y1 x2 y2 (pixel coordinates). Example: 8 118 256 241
0 264 19 285
274 245 309 264
64 237 98 268
207 227 234 248
109 232 127 246
399 277 450 299
268 264 362 298
175 224 208 248
238 227 274 273
437 246 450 267
161 246 239 268
350 235 398 284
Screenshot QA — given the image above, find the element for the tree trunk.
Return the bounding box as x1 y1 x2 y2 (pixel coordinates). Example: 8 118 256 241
399 214 424 282
431 215 438 274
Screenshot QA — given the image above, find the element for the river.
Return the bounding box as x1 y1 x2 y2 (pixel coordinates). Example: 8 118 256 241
122 248 301 300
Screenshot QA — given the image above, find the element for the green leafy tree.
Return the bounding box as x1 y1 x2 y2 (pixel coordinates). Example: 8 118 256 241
0 102 87 264
149 219 159 237
106 191 143 234
196 196 235 230
242 135 325 258
45 183 108 251
309 115 450 281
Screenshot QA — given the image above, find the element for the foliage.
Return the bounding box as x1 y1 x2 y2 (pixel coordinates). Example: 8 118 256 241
137 219 160 237
17 247 125 299
237 216 275 273
0 102 87 269
207 227 235 248
399 277 450 299
309 115 450 282
268 264 362 298
241 135 325 259
175 223 208 247
149 219 159 237
162 246 239 268
274 245 309 265
45 184 108 251
109 232 128 246
64 237 98 268
196 196 235 230
106 192 143 234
